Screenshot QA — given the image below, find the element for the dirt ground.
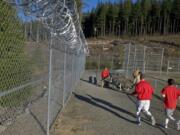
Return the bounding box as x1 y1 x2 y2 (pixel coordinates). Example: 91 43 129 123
51 71 180 135
1 90 48 135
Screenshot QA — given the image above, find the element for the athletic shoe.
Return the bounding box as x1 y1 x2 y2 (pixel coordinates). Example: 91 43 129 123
137 122 141 126
164 124 168 129
176 122 180 130
151 116 156 126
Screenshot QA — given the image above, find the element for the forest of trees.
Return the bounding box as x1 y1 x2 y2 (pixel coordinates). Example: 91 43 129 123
82 0 180 37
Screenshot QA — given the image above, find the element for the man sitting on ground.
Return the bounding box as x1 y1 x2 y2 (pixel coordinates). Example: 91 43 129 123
101 67 110 88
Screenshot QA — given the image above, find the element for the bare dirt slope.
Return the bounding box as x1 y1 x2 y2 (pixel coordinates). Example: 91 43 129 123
51 71 180 135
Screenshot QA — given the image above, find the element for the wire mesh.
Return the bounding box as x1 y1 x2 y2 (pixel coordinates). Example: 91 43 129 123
147 77 180 99
86 42 180 83
124 43 165 77
17 0 89 54
167 59 180 75
0 0 87 135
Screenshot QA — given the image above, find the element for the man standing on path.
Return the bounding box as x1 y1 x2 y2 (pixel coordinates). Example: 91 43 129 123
132 73 156 126
161 79 180 130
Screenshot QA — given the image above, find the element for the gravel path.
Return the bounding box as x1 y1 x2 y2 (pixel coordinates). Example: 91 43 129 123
51 71 180 135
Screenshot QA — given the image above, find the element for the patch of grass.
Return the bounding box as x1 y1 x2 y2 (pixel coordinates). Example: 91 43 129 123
0 87 32 107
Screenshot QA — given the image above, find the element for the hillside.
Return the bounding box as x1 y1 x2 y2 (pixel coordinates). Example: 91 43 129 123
87 35 180 58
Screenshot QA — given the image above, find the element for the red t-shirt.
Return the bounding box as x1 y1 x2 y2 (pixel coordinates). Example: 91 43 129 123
101 69 110 79
177 89 180 97
161 85 180 109
133 80 154 100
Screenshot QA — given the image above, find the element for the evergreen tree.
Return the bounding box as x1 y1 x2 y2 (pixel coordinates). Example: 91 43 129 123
82 0 180 37
122 0 132 34
95 3 108 36
171 0 180 33
130 0 141 35
106 4 119 35
161 0 172 34
0 0 31 106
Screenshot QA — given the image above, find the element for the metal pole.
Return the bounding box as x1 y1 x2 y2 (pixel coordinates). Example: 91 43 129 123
167 60 169 75
126 43 131 77
178 60 180 72
84 54 86 74
154 79 157 91
111 55 114 70
133 46 137 70
98 54 101 81
47 33 53 135
63 46 67 107
71 54 74 90
143 46 146 73
160 48 164 76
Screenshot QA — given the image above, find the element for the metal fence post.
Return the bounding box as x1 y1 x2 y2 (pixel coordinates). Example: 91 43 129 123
71 53 74 90
160 48 164 76
154 79 157 91
63 46 67 108
133 45 137 70
178 60 180 72
111 55 114 70
143 46 146 73
166 60 169 75
98 54 101 81
126 43 131 77
47 33 53 135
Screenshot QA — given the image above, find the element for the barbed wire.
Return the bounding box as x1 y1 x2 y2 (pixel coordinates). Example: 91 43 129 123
0 1 87 134
10 0 89 54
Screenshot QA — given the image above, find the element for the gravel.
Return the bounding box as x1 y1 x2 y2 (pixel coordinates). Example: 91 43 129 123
51 71 180 135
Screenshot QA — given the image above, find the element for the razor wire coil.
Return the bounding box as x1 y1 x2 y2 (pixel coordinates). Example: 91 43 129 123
13 0 88 54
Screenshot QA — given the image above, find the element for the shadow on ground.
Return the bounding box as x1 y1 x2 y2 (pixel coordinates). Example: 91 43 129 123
73 92 136 124
73 92 168 135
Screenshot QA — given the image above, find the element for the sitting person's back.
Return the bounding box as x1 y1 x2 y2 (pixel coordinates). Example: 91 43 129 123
101 67 110 88
101 67 110 79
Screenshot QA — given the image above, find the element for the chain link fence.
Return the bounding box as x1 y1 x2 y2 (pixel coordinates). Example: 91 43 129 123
124 43 165 77
86 43 165 80
0 0 87 135
86 42 180 84
123 43 180 79
86 55 122 80
166 58 180 76
147 77 180 102
48 36 85 131
123 43 180 84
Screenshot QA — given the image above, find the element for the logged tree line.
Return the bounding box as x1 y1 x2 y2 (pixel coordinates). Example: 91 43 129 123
82 0 180 37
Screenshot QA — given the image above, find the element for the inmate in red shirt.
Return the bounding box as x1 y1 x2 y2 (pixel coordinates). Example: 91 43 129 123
101 69 109 79
133 80 154 100
161 85 180 109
